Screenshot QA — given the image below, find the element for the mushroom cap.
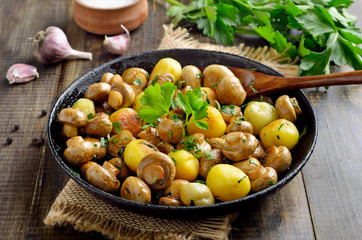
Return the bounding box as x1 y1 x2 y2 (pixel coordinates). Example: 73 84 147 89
275 95 297 123
202 64 234 91
251 167 278 192
158 118 185 144
215 75 246 106
222 132 258 162
63 136 96 165
84 82 111 102
262 145 292 174
137 152 176 190
120 176 151 203
84 112 113 137
58 108 87 127
199 149 225 179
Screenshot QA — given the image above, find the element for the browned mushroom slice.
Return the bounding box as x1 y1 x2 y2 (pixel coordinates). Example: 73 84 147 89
63 136 96 165
83 112 113 137
137 152 176 190
261 145 292 174
222 132 258 162
83 161 120 192
120 176 151 203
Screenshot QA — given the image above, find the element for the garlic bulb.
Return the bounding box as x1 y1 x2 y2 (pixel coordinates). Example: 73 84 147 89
33 26 92 64
6 64 39 84
103 25 130 55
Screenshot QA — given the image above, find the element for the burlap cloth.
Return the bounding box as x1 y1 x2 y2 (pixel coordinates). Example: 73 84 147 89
44 24 299 240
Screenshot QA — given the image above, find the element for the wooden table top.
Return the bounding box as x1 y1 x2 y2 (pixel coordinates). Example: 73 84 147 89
0 0 361 239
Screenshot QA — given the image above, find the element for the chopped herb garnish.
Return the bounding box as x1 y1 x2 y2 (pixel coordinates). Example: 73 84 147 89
277 135 280 140
139 141 159 151
259 95 264 102
211 78 222 87
290 99 300 110
196 73 202 79
298 126 307 142
204 150 213 160
70 168 80 177
168 129 172 140
215 100 221 112
190 200 195 206
195 180 206 184
133 78 142 86
100 137 107 148
115 165 122 170
238 176 246 183
267 181 275 186
278 123 286 131
249 159 258 166
106 111 111 115
242 138 247 142
249 82 258 93
171 156 177 166
125 186 131 195
93 143 98 147
87 113 94 119
150 75 159 86
93 155 97 160
221 105 236 116
113 122 122 133
154 177 158 182
112 138 119 143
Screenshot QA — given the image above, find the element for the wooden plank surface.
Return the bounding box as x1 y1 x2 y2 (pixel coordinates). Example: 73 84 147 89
0 0 361 239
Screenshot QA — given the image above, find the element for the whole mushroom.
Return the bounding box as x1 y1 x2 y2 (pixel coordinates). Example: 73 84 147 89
107 130 134 158
215 75 246 106
202 64 235 91
108 157 133 180
84 137 107 160
157 118 185 144
222 132 258 162
137 152 176 190
181 65 202 89
138 126 161 146
121 67 149 90
209 136 225 150
83 112 113 137
120 176 152 203
177 133 212 159
58 108 88 138
275 95 302 123
63 136 96 165
81 161 120 192
261 145 292 174
108 75 135 109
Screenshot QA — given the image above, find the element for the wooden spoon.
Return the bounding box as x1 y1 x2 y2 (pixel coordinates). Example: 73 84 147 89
227 67 362 98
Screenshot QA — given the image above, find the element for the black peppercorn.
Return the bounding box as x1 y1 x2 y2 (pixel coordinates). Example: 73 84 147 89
41 109 47 116
6 138 13 145
14 125 19 131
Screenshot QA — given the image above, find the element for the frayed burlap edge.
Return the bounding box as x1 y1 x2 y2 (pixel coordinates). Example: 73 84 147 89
44 180 237 240
158 24 299 77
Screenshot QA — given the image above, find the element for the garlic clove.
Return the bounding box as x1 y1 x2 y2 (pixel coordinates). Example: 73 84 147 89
33 26 92 64
103 25 130 55
6 64 39 84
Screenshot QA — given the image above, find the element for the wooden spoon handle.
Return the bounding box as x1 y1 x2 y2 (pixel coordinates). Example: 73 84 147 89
272 70 362 90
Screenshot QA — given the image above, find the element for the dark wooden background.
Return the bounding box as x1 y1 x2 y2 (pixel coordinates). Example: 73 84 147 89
0 0 361 239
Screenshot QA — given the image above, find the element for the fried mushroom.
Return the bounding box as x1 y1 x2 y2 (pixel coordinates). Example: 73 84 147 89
222 132 258 162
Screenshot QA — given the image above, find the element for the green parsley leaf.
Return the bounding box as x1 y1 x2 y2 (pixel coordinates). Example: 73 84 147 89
113 122 123 134
133 78 142 86
87 113 94 120
138 82 177 123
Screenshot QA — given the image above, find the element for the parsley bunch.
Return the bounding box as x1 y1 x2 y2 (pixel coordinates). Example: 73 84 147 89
164 0 362 76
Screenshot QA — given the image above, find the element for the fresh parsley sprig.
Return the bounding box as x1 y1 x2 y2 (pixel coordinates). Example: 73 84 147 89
164 0 362 76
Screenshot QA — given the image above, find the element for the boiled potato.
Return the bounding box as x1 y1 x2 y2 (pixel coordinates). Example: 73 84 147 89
168 150 199 182
109 108 143 137
149 58 182 83
180 182 215 206
260 119 299 150
243 101 279 135
132 92 144 113
72 98 95 117
123 139 157 172
187 106 226 139
206 164 250 202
